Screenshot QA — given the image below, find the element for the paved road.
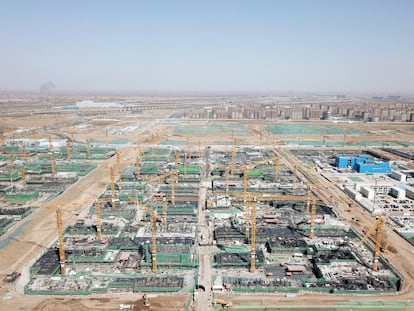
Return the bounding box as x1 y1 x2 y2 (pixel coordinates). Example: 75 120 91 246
193 181 214 311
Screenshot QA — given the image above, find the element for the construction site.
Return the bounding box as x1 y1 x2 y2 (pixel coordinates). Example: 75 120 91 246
1 95 414 310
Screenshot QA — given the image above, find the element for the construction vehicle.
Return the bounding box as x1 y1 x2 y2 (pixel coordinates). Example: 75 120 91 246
213 298 232 308
143 293 151 307
3 271 21 283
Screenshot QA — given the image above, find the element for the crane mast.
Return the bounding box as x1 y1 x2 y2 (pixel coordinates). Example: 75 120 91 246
162 198 167 226
87 139 91 160
66 140 71 160
231 135 236 171
110 167 116 210
22 144 27 163
129 198 158 273
309 200 316 240
95 202 102 239
50 152 56 176
150 210 157 273
21 168 26 186
249 197 257 273
360 213 386 271
136 147 141 180
56 208 66 275
243 166 250 239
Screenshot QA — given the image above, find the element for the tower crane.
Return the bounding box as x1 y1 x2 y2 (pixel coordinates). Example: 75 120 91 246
0 131 4 152
129 198 158 273
30 203 76 275
249 196 257 272
213 188 322 241
162 198 167 226
144 170 178 207
95 202 102 239
275 154 280 183
21 167 26 186
66 140 71 160
360 213 386 271
136 147 142 180
187 137 192 161
22 144 27 163
116 151 121 179
9 154 14 168
292 164 297 191
309 200 317 240
56 208 66 275
231 134 237 171
110 167 116 210
87 139 91 160
48 136 53 152
175 151 180 167
50 151 56 176
243 166 250 239
224 167 230 196
184 152 187 176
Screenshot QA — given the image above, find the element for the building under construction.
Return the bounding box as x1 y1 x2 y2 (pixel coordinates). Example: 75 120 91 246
0 139 401 296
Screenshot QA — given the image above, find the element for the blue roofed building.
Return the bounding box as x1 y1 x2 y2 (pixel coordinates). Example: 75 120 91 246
334 154 391 174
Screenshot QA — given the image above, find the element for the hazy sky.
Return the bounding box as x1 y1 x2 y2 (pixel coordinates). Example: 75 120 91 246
1 0 413 94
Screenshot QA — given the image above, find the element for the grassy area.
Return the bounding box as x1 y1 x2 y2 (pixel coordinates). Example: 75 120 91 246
267 124 364 136
175 124 247 136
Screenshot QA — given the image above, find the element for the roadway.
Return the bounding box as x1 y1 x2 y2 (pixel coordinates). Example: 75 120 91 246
194 181 214 311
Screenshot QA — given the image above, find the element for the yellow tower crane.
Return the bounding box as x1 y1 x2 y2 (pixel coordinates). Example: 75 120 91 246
274 144 282 183
306 184 311 211
360 213 386 271
136 147 142 180
187 138 192 161
116 151 122 182
48 136 53 152
110 167 116 211
50 152 56 176
162 197 167 226
175 151 180 167
0 131 4 152
170 171 176 207
249 197 257 273
87 139 91 160
224 167 230 196
149 207 157 273
309 200 317 240
292 164 297 191
95 202 102 239
66 140 71 160
214 188 321 242
129 198 158 273
231 135 237 171
21 167 26 186
105 128 109 148
243 166 250 239
143 170 178 207
184 152 187 176
56 208 66 275
22 144 27 164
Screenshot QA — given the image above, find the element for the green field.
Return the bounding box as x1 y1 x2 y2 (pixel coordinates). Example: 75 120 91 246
175 124 247 136
267 124 364 136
